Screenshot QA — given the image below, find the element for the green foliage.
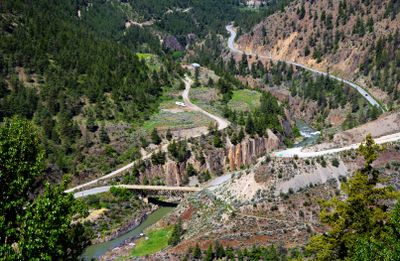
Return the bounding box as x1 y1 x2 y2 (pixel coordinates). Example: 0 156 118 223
199 170 212 183
166 129 173 141
0 117 90 260
99 126 110 144
151 150 166 165
193 244 202 259
186 163 197 177
168 219 183 246
129 0 293 39
306 135 399 260
151 128 162 145
110 186 133 201
352 201 400 260
0 0 182 174
168 139 191 162
331 158 340 168
187 242 293 260
213 131 224 148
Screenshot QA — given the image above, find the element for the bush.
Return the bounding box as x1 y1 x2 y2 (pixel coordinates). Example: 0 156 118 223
186 163 197 177
168 140 191 162
151 150 166 165
168 219 183 246
331 158 340 167
110 187 132 201
321 159 327 168
199 170 211 183
271 205 279 211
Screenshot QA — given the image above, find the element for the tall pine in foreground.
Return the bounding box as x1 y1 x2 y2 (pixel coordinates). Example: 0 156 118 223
306 134 400 260
0 117 90 260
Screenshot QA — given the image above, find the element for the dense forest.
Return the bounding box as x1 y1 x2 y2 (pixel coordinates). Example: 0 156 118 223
0 0 182 177
127 0 293 38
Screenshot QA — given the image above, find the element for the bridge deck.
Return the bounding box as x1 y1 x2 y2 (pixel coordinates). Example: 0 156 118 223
73 185 201 198
118 184 201 192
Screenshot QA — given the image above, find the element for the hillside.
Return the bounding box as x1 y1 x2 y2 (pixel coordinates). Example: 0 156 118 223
0 0 183 181
1 1 400 260
238 0 400 106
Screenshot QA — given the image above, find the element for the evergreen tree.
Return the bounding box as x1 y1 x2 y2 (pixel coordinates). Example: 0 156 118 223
245 115 255 135
213 131 223 148
168 218 183 246
306 135 399 260
215 241 225 259
193 244 202 259
166 129 173 141
151 128 162 145
204 245 213 261
99 126 110 144
86 113 98 133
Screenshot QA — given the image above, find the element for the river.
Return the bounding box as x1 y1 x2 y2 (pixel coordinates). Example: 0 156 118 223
294 120 320 147
82 206 175 260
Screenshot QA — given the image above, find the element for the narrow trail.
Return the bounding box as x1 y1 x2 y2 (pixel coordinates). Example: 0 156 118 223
225 25 383 110
65 75 230 195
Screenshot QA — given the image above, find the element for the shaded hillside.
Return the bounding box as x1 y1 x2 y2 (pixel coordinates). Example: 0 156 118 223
0 0 181 179
238 0 400 106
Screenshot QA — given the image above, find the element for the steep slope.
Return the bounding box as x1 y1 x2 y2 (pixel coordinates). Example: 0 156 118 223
238 0 400 106
0 0 181 181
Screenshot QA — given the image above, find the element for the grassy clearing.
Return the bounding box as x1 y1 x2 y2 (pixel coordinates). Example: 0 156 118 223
190 86 224 117
131 226 173 257
142 86 213 131
142 110 212 131
228 89 261 112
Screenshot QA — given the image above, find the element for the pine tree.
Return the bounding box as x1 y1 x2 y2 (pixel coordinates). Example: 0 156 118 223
245 115 255 135
166 129 173 141
215 241 225 259
99 126 110 144
213 131 223 148
151 128 161 145
168 219 183 246
204 245 213 261
306 135 399 260
193 244 202 259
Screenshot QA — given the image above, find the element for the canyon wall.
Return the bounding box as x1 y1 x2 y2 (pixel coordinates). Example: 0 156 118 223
138 130 280 186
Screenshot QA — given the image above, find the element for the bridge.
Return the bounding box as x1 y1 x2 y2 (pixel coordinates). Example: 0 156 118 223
73 184 201 198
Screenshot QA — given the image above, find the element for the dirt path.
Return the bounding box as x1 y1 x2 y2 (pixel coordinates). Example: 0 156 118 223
182 76 230 130
65 75 230 194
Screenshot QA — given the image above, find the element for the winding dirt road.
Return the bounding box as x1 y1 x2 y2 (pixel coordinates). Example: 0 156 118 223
65 75 229 195
182 76 230 130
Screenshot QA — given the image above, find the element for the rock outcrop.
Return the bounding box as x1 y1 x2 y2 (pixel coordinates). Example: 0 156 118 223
227 130 280 171
163 35 184 51
140 161 187 186
137 131 280 186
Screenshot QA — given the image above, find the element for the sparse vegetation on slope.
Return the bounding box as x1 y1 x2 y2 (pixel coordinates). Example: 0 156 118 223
239 0 400 106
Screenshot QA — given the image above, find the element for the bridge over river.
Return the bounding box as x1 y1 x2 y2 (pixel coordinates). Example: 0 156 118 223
73 184 201 198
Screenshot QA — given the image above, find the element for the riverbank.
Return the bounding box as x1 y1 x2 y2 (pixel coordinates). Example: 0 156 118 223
91 205 157 245
84 206 176 260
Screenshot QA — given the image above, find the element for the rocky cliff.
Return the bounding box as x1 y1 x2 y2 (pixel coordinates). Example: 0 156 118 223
227 130 280 171
137 130 281 186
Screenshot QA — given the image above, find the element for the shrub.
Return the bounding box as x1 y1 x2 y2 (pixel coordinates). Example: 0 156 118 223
331 158 340 167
